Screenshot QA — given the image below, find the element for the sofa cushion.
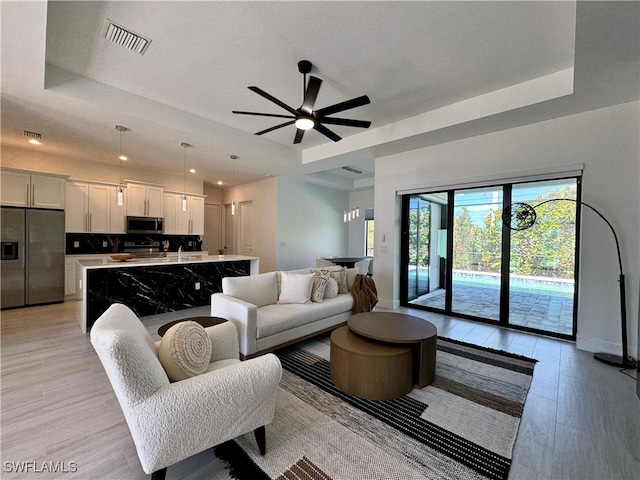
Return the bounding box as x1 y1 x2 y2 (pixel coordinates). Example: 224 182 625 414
330 268 348 293
277 272 315 304
223 272 278 307
276 268 314 296
158 321 212 382
346 268 358 290
324 277 339 299
257 294 354 338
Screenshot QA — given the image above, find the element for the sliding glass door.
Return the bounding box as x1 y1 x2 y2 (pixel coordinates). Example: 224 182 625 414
452 187 503 321
508 180 577 335
402 178 578 339
407 196 430 301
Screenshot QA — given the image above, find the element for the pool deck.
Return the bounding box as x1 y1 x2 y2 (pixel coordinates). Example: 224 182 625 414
409 284 574 336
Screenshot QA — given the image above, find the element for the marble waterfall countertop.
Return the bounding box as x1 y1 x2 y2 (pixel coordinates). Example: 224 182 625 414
76 254 259 332
77 254 258 269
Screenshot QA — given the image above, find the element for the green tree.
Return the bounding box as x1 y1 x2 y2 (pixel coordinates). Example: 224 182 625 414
453 207 477 270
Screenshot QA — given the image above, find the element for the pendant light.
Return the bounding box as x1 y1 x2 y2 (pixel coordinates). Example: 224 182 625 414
341 166 359 222
230 155 238 216
181 142 191 212
115 125 129 207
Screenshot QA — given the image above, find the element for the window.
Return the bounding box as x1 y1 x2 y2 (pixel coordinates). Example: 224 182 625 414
365 220 374 257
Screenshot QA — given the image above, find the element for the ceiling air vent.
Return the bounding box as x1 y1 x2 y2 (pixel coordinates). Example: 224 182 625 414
103 19 151 55
342 166 362 175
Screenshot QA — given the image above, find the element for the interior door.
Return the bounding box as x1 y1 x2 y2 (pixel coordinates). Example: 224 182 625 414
203 203 221 254
239 201 254 255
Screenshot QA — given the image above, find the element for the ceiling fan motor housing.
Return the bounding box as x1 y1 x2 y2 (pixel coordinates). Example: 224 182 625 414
298 60 312 74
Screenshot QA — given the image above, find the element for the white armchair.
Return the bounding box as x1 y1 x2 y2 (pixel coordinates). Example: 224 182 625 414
90 304 282 479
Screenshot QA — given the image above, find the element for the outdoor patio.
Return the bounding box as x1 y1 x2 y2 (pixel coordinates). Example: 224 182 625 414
409 283 574 336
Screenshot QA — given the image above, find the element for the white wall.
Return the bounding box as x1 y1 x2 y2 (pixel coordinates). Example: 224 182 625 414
1 146 204 194
375 101 640 356
222 176 278 273
276 177 349 271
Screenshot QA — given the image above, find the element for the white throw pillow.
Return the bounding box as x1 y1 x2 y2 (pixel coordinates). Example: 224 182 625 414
324 277 339 299
222 272 278 307
277 272 315 304
158 321 212 382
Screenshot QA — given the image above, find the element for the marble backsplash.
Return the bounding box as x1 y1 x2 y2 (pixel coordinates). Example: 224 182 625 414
66 233 202 255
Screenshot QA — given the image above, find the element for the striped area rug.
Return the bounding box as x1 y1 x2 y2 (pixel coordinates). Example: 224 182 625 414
215 335 537 480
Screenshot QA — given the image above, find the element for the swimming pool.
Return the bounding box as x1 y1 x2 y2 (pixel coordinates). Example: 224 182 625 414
453 270 574 298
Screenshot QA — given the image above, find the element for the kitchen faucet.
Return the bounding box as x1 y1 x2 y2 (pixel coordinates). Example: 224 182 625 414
178 246 183 261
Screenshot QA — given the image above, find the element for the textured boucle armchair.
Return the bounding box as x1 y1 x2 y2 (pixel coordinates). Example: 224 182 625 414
90 303 282 480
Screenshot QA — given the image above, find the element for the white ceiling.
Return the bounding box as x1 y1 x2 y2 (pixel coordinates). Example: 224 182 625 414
1 1 638 190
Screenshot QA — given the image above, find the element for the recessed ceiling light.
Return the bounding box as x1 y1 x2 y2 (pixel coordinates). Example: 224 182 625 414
217 181 223 185
119 155 128 161
28 139 41 145
189 169 196 173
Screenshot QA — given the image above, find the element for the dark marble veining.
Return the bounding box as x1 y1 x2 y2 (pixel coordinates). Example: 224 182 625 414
66 233 202 254
85 260 250 329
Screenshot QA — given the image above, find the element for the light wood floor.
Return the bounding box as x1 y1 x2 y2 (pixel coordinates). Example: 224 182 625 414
1 300 638 479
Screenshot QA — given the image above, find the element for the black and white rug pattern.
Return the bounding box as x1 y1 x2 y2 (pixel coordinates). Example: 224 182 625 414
215 335 537 480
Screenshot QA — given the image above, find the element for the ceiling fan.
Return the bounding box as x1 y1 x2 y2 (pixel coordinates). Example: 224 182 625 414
233 60 371 144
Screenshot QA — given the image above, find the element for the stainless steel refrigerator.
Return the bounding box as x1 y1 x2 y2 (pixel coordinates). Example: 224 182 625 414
1 208 65 308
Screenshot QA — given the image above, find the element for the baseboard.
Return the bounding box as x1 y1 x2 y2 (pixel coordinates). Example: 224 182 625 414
577 334 638 358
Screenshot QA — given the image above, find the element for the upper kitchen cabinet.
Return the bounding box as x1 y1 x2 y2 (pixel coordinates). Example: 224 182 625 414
163 192 205 235
1 169 67 209
126 182 163 217
66 181 125 233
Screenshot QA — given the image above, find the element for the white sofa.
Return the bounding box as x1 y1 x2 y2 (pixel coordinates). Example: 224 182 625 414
211 268 356 358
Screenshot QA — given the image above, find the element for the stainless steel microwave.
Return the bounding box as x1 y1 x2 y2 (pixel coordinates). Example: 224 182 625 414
126 216 164 234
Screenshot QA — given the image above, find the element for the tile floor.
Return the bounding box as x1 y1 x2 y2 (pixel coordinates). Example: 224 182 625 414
1 300 638 479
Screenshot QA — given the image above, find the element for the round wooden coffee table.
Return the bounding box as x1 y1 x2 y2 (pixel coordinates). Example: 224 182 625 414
348 312 437 388
330 326 414 400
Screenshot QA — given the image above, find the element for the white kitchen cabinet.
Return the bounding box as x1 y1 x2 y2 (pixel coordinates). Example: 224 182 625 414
163 192 205 235
126 182 163 217
162 192 178 234
65 254 114 295
65 181 124 233
1 169 66 209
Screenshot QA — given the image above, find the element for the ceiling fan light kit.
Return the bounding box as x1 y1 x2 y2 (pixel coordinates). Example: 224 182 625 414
233 60 371 144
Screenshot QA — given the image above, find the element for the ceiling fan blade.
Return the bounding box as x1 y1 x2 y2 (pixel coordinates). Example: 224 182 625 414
315 95 371 118
314 123 342 142
293 129 305 144
248 86 299 116
319 117 371 128
301 76 322 114
233 111 295 119
255 120 295 136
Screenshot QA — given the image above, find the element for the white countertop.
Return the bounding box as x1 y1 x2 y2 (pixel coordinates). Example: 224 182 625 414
77 254 258 269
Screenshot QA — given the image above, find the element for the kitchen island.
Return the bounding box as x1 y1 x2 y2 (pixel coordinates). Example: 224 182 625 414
76 254 258 332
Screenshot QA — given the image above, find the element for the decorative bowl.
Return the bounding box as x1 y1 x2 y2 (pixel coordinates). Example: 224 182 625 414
110 254 135 262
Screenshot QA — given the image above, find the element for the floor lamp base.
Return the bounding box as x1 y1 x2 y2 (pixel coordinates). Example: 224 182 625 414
594 352 636 369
